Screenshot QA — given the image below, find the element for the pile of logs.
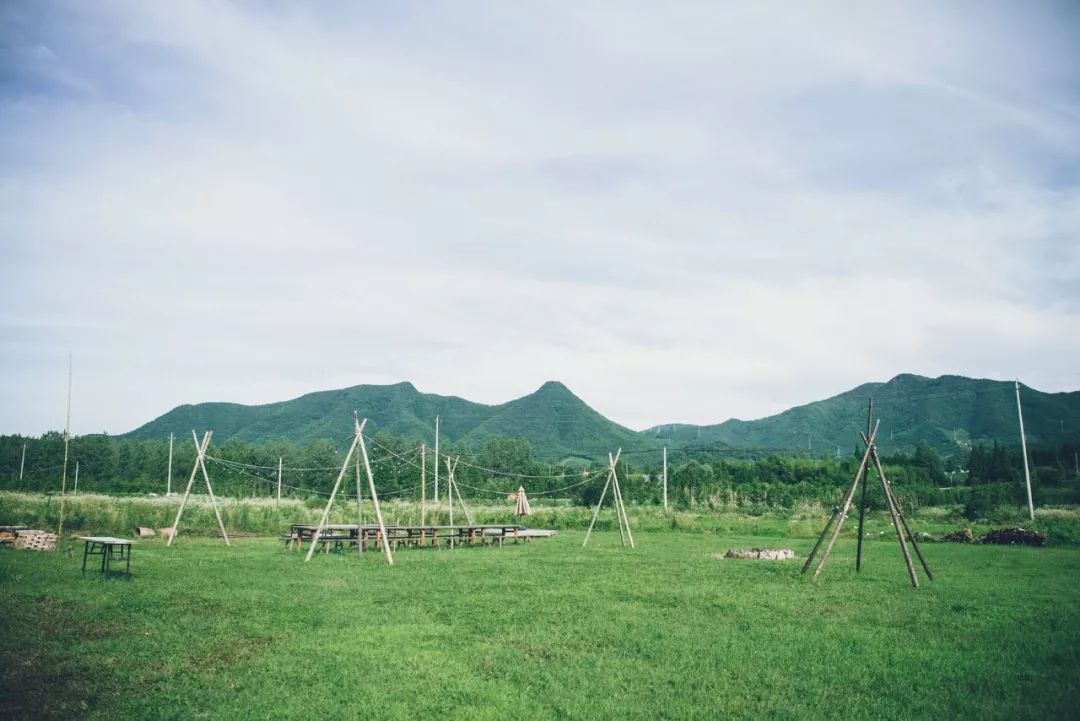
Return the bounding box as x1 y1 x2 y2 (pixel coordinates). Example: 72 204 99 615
724 548 795 560
979 527 1047 547
12 530 57 552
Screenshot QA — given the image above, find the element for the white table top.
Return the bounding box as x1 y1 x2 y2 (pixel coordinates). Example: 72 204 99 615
77 536 134 545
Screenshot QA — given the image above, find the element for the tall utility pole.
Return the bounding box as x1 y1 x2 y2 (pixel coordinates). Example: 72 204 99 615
166 433 174 495
19 442 26 482
662 447 668 511
433 415 440 503
277 457 283 505
1015 380 1035 521
57 352 73 545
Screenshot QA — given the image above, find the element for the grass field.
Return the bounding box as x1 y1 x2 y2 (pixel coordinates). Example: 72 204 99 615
2 526 1079 720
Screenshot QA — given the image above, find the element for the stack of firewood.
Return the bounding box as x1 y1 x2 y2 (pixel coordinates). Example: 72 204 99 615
12 530 57 552
980 527 1047 546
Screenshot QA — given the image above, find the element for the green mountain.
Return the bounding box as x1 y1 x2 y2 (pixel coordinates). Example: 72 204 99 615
644 374 1080 457
123 381 656 462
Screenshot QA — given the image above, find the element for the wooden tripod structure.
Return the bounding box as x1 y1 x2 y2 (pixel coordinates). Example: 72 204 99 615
583 449 634 549
802 400 933 587
306 415 393 565
167 431 230 546
444 456 473 548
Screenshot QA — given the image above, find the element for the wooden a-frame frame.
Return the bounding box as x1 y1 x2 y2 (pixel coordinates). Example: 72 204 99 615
167 430 230 546
443 456 474 548
801 400 933 587
582 449 635 549
305 415 394 565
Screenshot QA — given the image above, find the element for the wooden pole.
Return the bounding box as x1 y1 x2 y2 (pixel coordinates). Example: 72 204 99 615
56 352 72 546
355 444 364 556
19 442 26 482
193 430 229 546
420 443 427 526
662 446 668 511
73 460 79 497
608 453 626 547
855 397 873 571
434 415 440 503
868 443 930 583
167 433 174 495
582 470 613 548
1015 381 1035 521
610 450 634 549
446 456 456 548
453 465 473 525
863 435 917 587
812 421 879 581
357 418 394 565
801 506 840 573
276 457 282 506
168 432 211 546
305 428 361 562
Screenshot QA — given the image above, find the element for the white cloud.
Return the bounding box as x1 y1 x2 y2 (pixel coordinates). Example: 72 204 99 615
1 0 1078 436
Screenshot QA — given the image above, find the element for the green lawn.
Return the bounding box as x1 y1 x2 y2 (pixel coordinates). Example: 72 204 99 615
2 530 1078 720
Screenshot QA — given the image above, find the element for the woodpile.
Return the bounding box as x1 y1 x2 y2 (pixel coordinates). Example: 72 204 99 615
940 528 974 543
980 527 1046 547
725 548 795 560
12 530 57 552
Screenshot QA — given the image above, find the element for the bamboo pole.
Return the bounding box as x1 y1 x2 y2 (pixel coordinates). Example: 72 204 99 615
355 447 364 557
608 453 626 547
193 430 229 546
168 432 211 546
73 461 79 497
357 418 394 566
434 415 440 503
420 443 426 527
812 421 879 581
305 429 361 562
610 453 634 549
582 470 613 548
855 398 872 571
453 466 473 525
662 446 668 511
866 441 923 586
801 506 840 573
19 442 26 482
446 456 457 548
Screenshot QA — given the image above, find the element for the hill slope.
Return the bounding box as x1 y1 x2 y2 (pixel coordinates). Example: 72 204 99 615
644 374 1080 456
123 381 656 462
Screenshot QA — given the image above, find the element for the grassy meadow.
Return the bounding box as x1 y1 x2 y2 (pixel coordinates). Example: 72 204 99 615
2 509 1079 720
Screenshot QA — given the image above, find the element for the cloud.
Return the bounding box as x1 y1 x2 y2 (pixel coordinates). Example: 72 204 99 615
1 0 1079 436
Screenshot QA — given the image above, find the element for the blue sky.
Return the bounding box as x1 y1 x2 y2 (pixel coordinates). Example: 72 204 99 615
1 1 1079 436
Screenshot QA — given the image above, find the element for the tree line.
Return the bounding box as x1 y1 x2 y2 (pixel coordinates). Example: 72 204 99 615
1 431 1077 518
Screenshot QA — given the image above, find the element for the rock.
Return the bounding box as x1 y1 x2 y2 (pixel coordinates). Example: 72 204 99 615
724 548 795 560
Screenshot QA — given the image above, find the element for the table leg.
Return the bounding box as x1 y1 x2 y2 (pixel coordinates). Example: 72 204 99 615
82 541 89 575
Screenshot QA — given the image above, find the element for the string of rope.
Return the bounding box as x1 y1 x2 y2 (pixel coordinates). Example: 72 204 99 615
365 433 588 481
452 468 608 497
204 444 423 473
204 456 424 498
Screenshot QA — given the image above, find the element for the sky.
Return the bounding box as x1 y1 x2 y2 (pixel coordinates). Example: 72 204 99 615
1 0 1079 437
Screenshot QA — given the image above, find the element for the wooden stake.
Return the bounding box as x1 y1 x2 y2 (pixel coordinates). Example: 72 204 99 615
812 421 879 581
305 427 361 562
357 417 394 566
167 432 211 546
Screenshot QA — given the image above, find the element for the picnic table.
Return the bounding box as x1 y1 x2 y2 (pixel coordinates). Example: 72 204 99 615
284 523 528 552
77 536 134 579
